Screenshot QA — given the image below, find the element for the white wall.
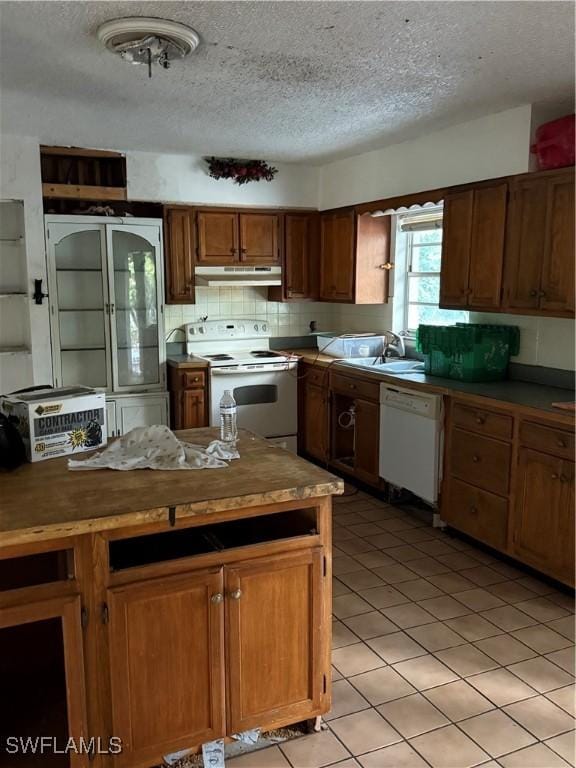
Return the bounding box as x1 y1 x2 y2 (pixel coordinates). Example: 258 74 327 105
127 151 319 208
0 133 52 387
319 105 533 210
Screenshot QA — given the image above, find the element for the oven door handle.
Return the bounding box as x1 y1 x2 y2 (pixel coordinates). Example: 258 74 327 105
211 364 298 375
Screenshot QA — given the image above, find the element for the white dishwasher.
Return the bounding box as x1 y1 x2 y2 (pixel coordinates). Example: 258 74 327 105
379 383 443 504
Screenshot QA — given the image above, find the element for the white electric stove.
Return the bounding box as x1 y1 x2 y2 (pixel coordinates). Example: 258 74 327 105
185 320 298 450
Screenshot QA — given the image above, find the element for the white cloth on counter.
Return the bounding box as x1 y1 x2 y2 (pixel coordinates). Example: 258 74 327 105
68 425 239 471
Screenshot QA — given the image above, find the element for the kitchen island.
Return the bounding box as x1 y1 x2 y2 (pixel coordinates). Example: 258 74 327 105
0 429 343 768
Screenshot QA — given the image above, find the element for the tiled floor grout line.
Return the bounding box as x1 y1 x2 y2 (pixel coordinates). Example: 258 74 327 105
327 496 575 767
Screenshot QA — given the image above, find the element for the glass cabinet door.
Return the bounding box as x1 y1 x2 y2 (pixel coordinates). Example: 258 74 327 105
109 227 162 389
50 225 112 389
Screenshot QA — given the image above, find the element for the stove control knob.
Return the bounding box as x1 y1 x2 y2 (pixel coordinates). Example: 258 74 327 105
198 327 205 334
254 323 259 331
262 323 267 332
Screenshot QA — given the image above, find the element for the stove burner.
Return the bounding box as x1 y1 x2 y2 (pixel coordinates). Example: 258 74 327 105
206 354 234 361
251 350 275 358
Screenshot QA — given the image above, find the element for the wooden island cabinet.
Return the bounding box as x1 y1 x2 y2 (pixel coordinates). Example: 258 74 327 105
0 430 342 768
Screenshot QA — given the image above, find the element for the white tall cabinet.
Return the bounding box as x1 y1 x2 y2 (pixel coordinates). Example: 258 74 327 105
45 216 168 434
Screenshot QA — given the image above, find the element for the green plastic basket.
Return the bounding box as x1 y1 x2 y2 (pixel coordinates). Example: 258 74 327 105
416 323 520 382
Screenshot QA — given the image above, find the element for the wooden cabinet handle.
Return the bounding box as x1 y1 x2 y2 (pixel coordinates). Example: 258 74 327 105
229 247 236 254
229 589 242 600
211 593 224 604
469 506 478 515
349 383 356 390
472 455 480 463
538 290 547 298
551 473 559 480
240 247 247 254
557 439 567 448
529 289 538 297
475 416 485 425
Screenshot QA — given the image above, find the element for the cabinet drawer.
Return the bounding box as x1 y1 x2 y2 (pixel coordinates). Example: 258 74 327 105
180 370 206 389
452 401 513 441
331 372 379 402
303 364 328 388
450 428 511 496
444 477 508 551
520 421 574 460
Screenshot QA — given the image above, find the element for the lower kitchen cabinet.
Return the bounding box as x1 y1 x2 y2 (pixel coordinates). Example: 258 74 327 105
442 398 575 587
511 447 575 585
300 368 330 462
169 366 209 429
226 549 324 733
108 569 225 767
107 393 169 437
353 399 380 486
0 595 88 768
107 547 326 766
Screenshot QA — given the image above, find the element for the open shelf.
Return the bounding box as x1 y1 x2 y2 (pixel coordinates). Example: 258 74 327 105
109 509 318 571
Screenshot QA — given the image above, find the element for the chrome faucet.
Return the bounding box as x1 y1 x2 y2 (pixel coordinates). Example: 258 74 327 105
383 331 406 360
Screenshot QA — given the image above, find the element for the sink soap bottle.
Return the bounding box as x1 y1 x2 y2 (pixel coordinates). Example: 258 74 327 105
219 390 238 443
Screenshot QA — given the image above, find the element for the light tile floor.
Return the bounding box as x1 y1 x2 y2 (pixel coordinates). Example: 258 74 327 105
229 491 575 768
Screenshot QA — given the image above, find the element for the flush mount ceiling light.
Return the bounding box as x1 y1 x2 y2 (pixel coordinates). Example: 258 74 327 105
97 17 200 78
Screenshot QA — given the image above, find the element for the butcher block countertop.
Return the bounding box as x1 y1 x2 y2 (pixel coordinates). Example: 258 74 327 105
0 429 343 548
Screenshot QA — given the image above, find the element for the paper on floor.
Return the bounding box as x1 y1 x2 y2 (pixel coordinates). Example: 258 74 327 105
68 425 239 471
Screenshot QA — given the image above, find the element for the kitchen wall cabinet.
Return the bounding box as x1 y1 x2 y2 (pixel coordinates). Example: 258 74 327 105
503 167 575 317
164 207 195 304
442 397 575 587
319 211 391 304
226 549 323 733
269 212 319 302
108 569 226 767
196 210 280 266
440 182 508 310
169 365 209 430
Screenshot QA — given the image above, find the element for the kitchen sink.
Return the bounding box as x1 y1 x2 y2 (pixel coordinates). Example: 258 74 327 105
342 358 425 374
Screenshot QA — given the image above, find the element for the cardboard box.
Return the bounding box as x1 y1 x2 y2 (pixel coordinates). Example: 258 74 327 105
1 386 107 462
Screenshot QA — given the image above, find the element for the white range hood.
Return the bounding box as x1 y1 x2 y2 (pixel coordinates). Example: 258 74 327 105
194 266 282 287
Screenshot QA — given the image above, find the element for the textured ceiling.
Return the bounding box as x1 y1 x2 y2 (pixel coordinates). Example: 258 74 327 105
0 1 574 162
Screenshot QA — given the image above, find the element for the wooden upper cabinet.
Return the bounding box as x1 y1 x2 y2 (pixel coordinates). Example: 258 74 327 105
197 210 239 264
512 447 575 586
440 182 507 310
108 569 225 767
503 167 574 317
225 549 324 733
320 211 390 304
439 190 474 307
540 172 575 315
239 212 280 264
164 207 195 304
285 212 318 299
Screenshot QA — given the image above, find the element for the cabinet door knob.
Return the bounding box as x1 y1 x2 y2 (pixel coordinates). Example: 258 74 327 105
529 289 538 297
211 593 224 604
472 455 480 463
229 588 242 600
379 263 394 270
538 290 547 298
476 416 485 425
230 247 236 254
551 473 559 480
469 506 478 515
557 439 567 449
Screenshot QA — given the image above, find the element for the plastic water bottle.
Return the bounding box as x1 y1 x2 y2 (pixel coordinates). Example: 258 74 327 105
219 390 238 442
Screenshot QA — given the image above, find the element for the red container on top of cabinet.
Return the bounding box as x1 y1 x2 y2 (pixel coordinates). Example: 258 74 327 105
531 114 575 170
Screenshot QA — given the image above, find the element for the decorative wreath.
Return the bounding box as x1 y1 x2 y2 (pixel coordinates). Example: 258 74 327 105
206 157 278 185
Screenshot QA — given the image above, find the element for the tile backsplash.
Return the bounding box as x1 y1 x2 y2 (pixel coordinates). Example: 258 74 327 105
164 287 338 341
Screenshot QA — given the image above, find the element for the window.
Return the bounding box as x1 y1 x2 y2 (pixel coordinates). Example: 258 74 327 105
398 209 468 333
